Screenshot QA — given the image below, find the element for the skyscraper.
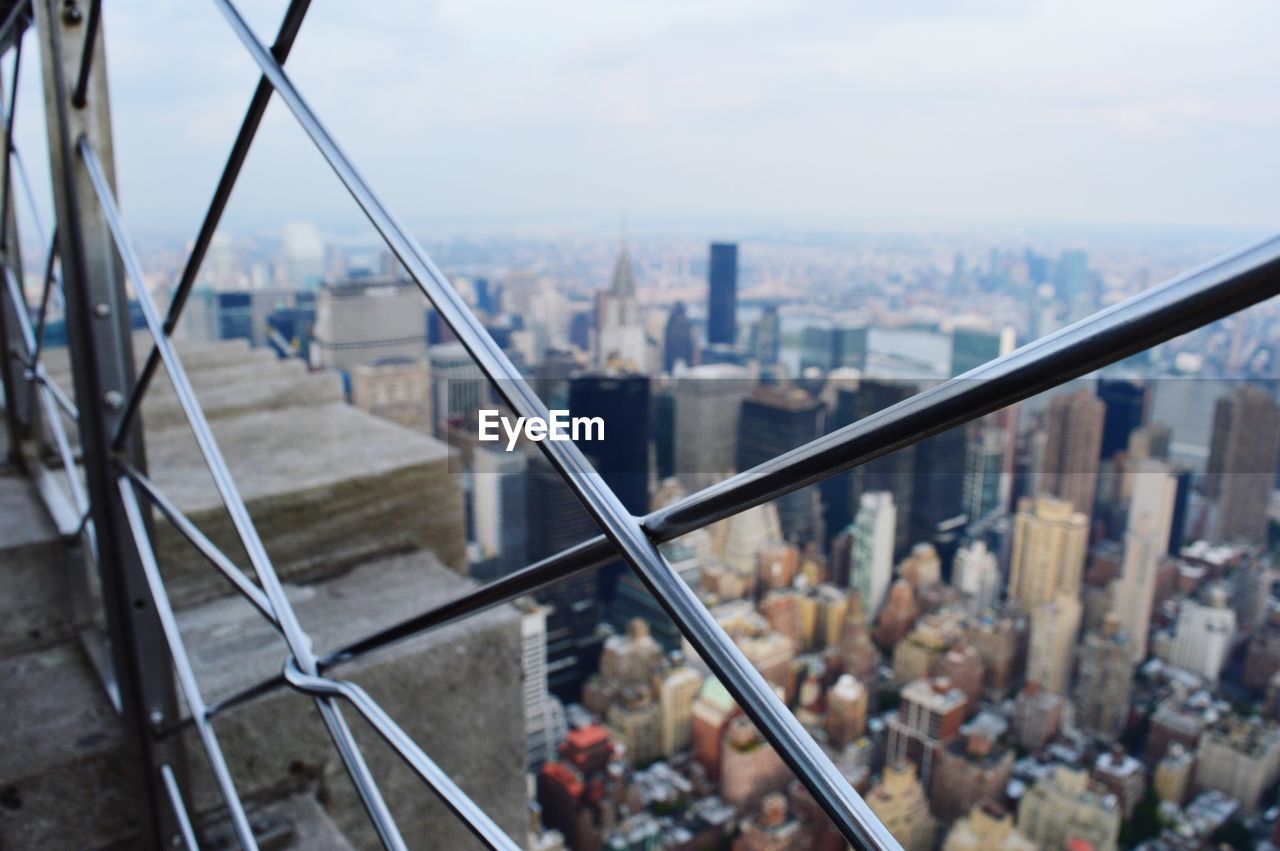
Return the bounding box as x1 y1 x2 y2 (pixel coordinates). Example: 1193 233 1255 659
849 491 896 615
1075 615 1135 740
736 386 825 543
282 221 325 289
662 301 694 373
1096 378 1148 461
848 379 919 557
568 373 651 613
1009 496 1088 610
313 277 429 372
950 326 1013 377
527 453 604 702
1205 385 1280 545
1027 592 1082 694
752 305 781 364
952 540 1000 614
595 243 648 370
1039 388 1105 521
471 447 529 580
1112 459 1176 661
1168 587 1237 682
963 426 1008 522
518 600 568 769
674 363 751 493
706 242 738 346
569 373 651 515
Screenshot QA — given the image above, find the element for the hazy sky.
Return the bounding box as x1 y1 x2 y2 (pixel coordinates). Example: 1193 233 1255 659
11 0 1280 237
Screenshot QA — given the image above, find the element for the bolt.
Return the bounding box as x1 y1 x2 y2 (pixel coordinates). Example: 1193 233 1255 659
148 710 165 728
62 1 83 25
170 835 182 848
103 390 123 410
93 302 110 319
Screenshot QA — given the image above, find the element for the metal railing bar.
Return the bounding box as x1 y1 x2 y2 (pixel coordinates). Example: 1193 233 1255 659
0 25 22 250
28 229 58 388
13 138 48 248
311 700 410 851
117 477 260 851
0 0 28 55
28 454 83 536
161 763 202 851
11 347 80 419
112 0 313 450
4 263 90 519
207 4 899 847
283 658 521 851
79 134 408 851
68 0 100 109
118 460 276 624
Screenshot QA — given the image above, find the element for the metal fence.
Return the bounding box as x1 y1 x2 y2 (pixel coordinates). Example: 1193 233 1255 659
1 0 1278 849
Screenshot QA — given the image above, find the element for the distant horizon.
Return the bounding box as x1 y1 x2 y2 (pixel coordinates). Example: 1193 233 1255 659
6 2 1277 243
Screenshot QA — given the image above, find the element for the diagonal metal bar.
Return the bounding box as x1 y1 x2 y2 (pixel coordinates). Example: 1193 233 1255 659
79 134 410 851
4 263 89 518
25 228 58 416
68 0 100 109
111 0 312 451
282 659 522 851
0 0 28 54
118 477 260 850
118 460 276 624
0 25 22 251
208 3 899 847
160 764 201 851
10 346 80 419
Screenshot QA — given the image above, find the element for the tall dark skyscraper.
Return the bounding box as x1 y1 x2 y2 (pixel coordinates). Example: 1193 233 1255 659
662 301 694 373
848 379 919 557
569 373 652 609
527 453 604 702
737 385 825 544
1040 388 1105 521
569 373 651 515
707 242 738 346
1205 385 1280 545
1097 378 1148 460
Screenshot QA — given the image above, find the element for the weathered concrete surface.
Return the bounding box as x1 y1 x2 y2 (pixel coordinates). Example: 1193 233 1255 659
41 335 275 384
201 792 358 850
177 551 527 850
140 359 344 430
0 643 138 850
147 403 467 608
0 475 74 655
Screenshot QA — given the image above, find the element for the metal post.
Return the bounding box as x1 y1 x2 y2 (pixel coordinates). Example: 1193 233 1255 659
30 1 184 847
0 40 28 466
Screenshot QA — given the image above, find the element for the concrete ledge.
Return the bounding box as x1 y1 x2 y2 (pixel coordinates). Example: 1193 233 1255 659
0 643 137 850
177 551 527 850
42 336 275 383
147 403 466 607
141 363 344 430
0 475 74 656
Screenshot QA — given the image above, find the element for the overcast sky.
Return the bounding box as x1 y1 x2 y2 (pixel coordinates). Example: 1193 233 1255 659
11 0 1280 239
